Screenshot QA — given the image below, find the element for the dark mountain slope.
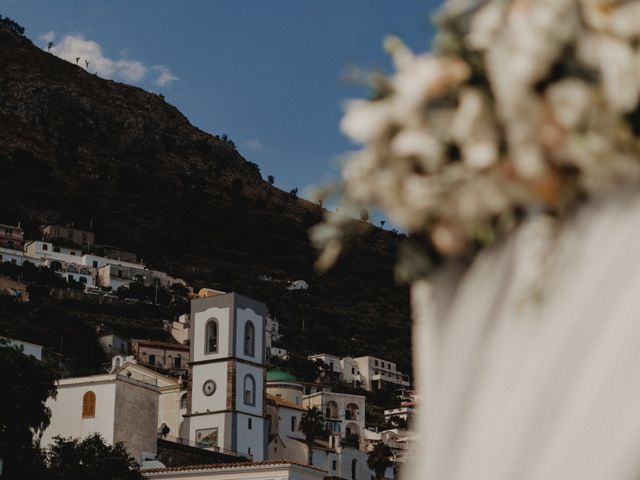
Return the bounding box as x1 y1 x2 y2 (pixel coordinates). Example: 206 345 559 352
0 28 412 373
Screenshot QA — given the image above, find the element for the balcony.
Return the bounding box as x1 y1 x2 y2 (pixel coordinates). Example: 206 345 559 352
340 434 360 448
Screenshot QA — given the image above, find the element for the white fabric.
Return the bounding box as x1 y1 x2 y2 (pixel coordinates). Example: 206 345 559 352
408 188 640 480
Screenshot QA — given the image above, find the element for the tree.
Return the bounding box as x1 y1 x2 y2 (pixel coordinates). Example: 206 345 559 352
298 407 324 466
367 441 394 480
0 15 25 35
380 220 386 228
0 340 58 478
46 433 143 480
290 187 298 198
47 41 54 52
267 175 275 185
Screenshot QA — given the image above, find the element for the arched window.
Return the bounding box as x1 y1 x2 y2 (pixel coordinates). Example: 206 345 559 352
205 319 218 354
351 459 357 480
244 374 256 406
244 321 255 357
82 391 96 418
180 393 188 409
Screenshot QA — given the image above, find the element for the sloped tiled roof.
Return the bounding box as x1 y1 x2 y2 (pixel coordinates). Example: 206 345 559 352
142 459 327 474
266 393 307 411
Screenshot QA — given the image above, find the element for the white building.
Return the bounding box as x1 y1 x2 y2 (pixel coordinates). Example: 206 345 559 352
170 314 190 345
2 337 43 360
24 240 85 265
307 354 363 387
98 333 129 358
142 460 326 480
0 246 43 267
353 356 410 392
182 293 268 461
303 391 366 442
40 372 160 463
384 401 415 425
114 361 186 441
265 380 373 480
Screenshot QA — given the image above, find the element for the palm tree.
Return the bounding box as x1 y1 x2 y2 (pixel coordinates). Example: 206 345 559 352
367 441 394 480
298 406 324 466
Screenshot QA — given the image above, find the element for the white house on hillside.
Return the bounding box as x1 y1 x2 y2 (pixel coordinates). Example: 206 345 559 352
352 356 410 392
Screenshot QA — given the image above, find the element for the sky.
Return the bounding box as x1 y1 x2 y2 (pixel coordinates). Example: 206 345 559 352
0 0 442 203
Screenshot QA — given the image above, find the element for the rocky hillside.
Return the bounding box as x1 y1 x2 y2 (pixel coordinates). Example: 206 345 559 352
0 27 411 374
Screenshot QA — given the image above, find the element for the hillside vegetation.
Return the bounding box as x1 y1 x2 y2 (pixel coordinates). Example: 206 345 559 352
0 26 412 375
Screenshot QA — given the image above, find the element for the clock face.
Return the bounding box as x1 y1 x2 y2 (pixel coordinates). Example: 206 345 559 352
203 379 216 396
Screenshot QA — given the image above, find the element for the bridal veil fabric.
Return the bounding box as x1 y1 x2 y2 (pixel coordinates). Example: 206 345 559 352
407 189 640 479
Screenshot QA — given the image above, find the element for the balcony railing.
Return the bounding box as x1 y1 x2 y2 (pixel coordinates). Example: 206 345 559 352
340 434 360 448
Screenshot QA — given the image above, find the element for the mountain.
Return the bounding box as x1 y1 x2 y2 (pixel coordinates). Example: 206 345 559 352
0 26 411 375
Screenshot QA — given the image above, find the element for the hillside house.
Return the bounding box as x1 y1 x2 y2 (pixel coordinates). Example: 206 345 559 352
353 356 410 392
98 333 130 357
41 224 95 248
0 246 43 267
130 339 190 375
2 337 43 359
0 223 24 250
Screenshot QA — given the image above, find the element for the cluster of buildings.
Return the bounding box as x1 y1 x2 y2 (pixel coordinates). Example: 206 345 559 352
307 353 411 392
0 222 185 293
9 289 414 479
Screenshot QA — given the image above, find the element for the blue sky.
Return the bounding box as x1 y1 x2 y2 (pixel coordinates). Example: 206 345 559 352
1 0 442 201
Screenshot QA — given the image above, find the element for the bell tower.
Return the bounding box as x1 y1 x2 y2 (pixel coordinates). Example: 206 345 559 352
183 292 267 460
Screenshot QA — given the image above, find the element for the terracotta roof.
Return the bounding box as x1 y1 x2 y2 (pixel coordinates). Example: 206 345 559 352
266 393 307 411
142 460 327 474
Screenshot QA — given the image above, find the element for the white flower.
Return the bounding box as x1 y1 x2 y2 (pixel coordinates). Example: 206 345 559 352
545 79 592 129
340 99 392 144
391 130 444 172
578 33 640 113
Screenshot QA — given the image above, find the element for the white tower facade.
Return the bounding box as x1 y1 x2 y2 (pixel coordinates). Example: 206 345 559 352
183 293 267 460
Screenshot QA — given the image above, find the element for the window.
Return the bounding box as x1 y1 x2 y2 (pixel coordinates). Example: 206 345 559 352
174 357 181 368
82 391 96 418
291 416 297 432
149 354 156 366
352 367 355 374
70 251 76 256
205 319 218 353
374 360 378 366
332 460 337 470
248 418 252 430
180 393 188 409
244 321 255 356
120 343 125 354
248 447 252 457
43 244 49 251
53 246 60 253
351 459 357 480
244 374 256 406
93 261 98 268
79 277 87 284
